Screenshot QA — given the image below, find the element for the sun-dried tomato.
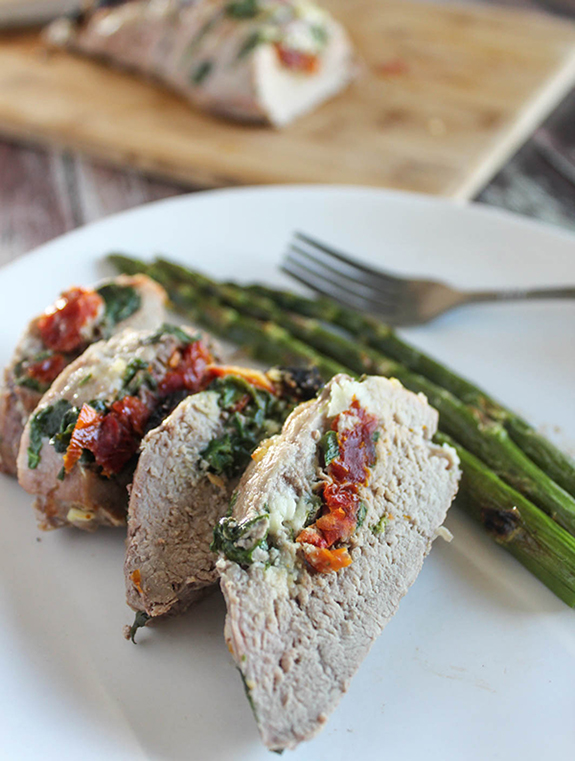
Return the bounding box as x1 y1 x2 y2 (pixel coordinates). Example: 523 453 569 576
207 365 275 393
26 353 66 386
330 401 378 483
296 526 328 549
64 396 150 476
63 403 104 473
296 398 379 573
275 44 319 73
314 504 357 545
302 546 352 574
157 341 213 396
90 396 150 475
38 287 104 353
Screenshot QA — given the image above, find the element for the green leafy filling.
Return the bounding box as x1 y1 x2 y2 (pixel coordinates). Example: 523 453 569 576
14 351 57 393
226 0 260 18
183 12 221 59
237 29 265 59
310 24 329 46
51 406 81 454
28 400 76 469
319 429 339 466
211 514 268 566
304 494 323 528
356 501 368 528
200 376 290 478
145 323 198 345
191 60 213 85
120 358 157 397
96 284 141 332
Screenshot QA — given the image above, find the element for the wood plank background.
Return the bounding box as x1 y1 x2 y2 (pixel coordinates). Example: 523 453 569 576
2 0 575 268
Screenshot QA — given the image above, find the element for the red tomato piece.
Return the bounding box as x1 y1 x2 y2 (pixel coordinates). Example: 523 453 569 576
296 526 328 549
63 403 104 473
275 44 319 73
157 341 213 396
90 397 150 475
295 398 379 572
26 353 66 386
38 288 104 353
302 546 352 574
63 396 150 477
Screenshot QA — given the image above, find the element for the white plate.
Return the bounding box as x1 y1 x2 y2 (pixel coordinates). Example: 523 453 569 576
1 186 574 761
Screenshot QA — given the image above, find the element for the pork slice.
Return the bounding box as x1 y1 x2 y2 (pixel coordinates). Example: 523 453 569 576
217 374 460 750
124 366 323 628
0 273 166 476
125 390 237 620
17 325 210 531
46 0 355 127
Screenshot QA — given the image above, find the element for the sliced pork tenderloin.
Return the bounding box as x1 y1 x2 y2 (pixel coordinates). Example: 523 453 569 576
17 324 216 531
216 373 461 751
0 274 166 476
47 0 355 127
125 366 323 637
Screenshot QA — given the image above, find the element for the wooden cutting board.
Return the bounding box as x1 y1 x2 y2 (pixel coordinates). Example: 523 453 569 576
1 0 575 197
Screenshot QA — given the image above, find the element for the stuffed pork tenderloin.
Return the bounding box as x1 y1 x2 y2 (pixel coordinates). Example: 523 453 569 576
124 365 322 638
17 323 217 531
0 274 166 476
47 0 355 127
216 373 461 751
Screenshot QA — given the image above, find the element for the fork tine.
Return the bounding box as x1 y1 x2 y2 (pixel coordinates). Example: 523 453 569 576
294 232 403 284
281 261 374 313
281 259 400 319
292 239 402 296
288 243 402 300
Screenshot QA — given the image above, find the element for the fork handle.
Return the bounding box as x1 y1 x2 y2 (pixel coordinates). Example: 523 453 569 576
465 286 575 304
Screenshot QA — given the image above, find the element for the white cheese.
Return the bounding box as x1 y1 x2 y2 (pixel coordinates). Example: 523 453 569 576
67 508 94 524
267 491 310 538
435 525 453 543
193 390 221 422
268 490 297 536
327 378 372 417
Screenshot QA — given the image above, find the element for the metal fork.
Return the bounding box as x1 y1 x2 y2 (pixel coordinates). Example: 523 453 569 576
282 232 575 326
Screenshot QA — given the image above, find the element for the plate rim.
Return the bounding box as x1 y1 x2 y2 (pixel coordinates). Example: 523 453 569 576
3 183 575 277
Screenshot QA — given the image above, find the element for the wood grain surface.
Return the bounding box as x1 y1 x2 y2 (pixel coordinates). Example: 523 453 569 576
1 0 575 198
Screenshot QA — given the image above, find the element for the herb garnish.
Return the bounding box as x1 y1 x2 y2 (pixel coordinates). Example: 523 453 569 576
183 12 221 59
319 430 339 466
127 610 150 644
371 514 388 535
191 60 213 85
356 502 367 528
28 400 76 469
237 30 264 59
238 669 258 718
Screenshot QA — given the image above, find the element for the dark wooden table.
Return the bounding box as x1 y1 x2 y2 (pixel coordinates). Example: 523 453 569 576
1 0 575 269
